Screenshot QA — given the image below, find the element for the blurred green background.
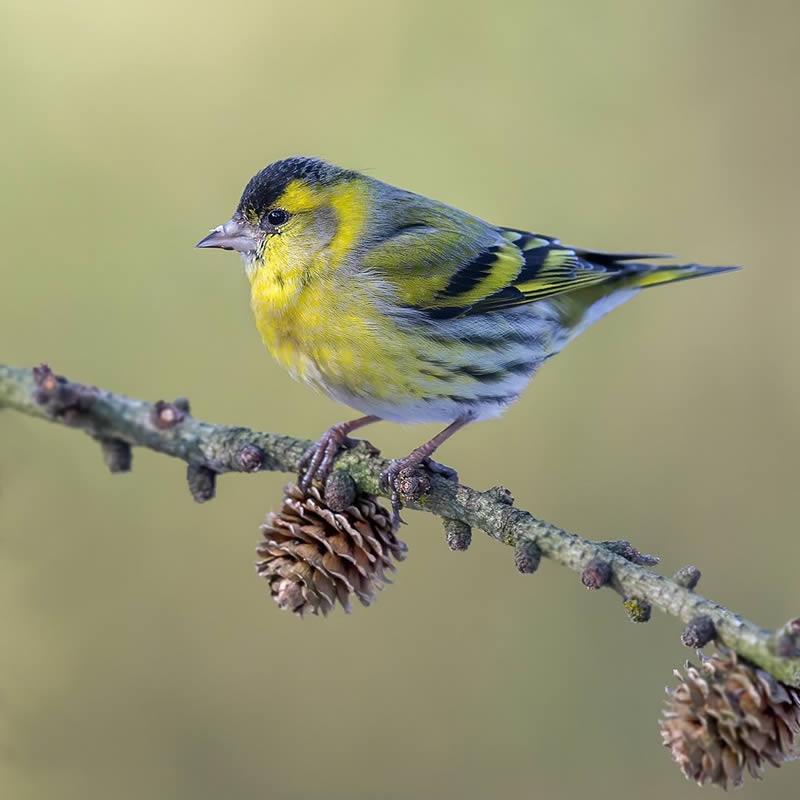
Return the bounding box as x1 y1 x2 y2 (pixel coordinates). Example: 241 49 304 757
2 0 799 797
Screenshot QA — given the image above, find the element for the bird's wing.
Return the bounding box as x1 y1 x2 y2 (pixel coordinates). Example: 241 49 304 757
359 202 521 309
465 229 670 316
363 216 669 319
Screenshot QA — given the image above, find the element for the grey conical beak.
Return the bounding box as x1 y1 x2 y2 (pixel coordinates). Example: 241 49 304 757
196 218 260 253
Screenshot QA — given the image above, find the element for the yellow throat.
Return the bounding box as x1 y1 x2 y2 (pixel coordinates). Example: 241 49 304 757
246 178 379 387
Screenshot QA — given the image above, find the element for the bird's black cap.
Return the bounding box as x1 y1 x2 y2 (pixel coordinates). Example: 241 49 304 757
237 157 353 215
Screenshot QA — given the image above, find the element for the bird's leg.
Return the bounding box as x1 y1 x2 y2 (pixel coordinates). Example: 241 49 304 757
298 415 381 489
380 416 472 521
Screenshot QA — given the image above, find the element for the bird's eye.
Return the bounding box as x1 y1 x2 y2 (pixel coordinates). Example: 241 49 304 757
266 209 290 227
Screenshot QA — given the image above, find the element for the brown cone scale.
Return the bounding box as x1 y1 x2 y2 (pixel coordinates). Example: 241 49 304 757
661 648 800 788
256 483 407 617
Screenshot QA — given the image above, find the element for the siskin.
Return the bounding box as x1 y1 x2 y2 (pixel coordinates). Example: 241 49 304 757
198 157 736 505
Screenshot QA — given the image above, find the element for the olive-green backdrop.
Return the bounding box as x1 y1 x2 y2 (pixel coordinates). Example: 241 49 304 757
2 1 799 797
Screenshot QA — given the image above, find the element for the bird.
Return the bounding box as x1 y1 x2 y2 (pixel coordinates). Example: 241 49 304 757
197 156 737 513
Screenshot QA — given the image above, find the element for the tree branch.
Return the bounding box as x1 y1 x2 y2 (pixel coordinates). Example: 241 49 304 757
2 363 798 685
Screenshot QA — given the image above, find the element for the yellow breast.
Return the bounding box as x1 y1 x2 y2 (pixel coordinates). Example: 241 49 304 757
245 176 424 401
249 255 400 398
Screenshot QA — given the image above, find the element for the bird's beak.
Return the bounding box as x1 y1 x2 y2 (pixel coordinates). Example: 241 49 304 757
196 217 260 253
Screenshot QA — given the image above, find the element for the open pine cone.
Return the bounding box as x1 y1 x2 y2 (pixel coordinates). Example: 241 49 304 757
661 648 800 788
256 483 407 617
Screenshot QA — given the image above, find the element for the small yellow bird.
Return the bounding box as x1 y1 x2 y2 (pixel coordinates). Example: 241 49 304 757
198 156 736 508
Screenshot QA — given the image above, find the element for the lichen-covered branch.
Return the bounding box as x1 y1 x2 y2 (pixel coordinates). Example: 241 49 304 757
2 362 798 685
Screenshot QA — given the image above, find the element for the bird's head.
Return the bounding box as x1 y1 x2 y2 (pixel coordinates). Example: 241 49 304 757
197 156 369 276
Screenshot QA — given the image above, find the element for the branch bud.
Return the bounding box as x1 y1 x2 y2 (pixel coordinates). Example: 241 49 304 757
323 470 357 512
32 363 93 419
680 615 716 648
33 363 58 393
442 517 472 552
99 438 132 474
187 464 216 503
395 467 431 503
514 538 541 574
581 558 612 590
151 400 185 429
673 565 701 590
623 597 651 623
486 486 514 506
602 540 659 566
774 618 800 658
236 443 265 473
775 636 800 659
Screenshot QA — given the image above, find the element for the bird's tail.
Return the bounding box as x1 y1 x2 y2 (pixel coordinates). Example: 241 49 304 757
551 261 739 348
626 263 740 289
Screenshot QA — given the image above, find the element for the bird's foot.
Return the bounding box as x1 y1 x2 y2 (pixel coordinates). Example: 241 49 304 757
380 455 459 525
298 424 377 490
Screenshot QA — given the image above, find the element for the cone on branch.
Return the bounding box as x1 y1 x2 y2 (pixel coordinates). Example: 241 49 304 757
256 483 407 617
661 648 800 789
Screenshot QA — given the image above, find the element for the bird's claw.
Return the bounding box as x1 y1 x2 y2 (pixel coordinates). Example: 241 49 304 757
379 461 406 526
298 430 359 490
379 456 458 526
